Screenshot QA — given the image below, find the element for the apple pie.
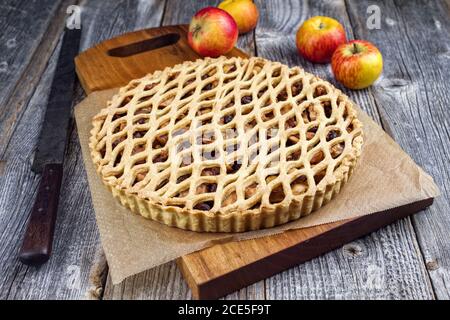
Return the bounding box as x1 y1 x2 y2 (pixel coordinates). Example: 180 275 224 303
89 56 363 232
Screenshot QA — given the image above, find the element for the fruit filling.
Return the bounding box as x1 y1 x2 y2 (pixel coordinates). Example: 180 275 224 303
291 175 308 194
330 143 344 158
222 191 237 206
302 105 317 122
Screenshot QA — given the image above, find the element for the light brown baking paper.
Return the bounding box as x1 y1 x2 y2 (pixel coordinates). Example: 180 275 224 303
74 89 440 284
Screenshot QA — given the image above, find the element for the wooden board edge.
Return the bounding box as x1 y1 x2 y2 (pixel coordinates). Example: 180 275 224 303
74 24 249 94
176 257 200 299
74 57 94 95
178 198 434 299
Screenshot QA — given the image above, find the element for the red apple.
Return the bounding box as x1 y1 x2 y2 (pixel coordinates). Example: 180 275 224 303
188 7 238 57
296 16 347 63
218 0 259 34
331 40 383 89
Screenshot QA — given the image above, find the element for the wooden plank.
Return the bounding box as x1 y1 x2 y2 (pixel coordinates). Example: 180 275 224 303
75 25 247 93
179 199 434 299
0 0 72 157
266 218 434 299
254 0 434 299
345 0 450 299
0 38 103 299
104 262 193 300
103 260 265 300
77 0 166 52
0 0 167 300
0 0 63 105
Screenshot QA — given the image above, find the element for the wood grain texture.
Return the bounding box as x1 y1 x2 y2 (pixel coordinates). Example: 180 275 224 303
0 0 447 300
0 0 73 157
103 260 265 300
19 163 64 266
0 0 62 106
75 25 246 93
253 0 434 299
266 219 434 300
179 200 433 299
0 38 102 299
345 0 450 299
0 0 167 300
77 0 166 52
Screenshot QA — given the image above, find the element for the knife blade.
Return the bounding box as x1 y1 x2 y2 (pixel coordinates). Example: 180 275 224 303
19 28 81 266
31 28 81 172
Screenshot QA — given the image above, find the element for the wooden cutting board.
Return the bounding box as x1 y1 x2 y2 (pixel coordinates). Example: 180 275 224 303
75 25 434 299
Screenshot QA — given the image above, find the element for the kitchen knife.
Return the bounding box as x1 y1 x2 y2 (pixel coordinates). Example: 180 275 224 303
19 28 81 266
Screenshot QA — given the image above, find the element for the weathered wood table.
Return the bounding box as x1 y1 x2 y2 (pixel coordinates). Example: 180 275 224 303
0 0 449 300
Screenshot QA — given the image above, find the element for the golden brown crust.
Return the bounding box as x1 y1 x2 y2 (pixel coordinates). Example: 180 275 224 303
89 56 363 232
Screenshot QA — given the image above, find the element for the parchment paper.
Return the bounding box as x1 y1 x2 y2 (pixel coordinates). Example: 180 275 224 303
74 88 440 284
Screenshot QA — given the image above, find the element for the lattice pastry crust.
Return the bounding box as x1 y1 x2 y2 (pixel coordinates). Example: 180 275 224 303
89 56 363 232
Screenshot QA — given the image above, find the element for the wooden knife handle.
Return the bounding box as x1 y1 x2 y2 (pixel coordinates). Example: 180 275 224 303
19 163 63 265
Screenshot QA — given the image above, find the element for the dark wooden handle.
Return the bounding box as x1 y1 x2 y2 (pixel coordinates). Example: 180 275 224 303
19 163 63 265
